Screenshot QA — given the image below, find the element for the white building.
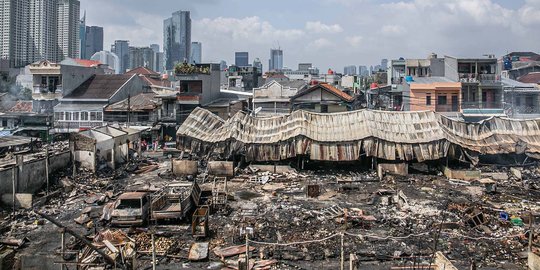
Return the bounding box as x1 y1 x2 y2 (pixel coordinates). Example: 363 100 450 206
91 50 120 74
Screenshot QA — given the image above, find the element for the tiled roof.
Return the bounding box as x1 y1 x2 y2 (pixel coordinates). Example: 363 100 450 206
518 72 540 84
125 67 159 76
63 74 135 100
292 82 354 102
61 58 101 67
105 93 158 112
8 101 33 113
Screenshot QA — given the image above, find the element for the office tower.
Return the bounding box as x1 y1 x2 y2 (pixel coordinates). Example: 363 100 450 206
111 40 129 73
57 0 80 61
220 60 227 71
344 65 357 75
79 11 85 58
84 26 103 60
191 41 202 64
235 52 248 67
298 63 312 71
381 59 388 71
269 48 283 71
163 10 191 70
28 0 59 63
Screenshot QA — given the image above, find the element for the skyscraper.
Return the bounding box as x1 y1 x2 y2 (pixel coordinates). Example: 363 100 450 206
150 44 162 72
91 50 119 74
29 0 59 63
235 52 248 67
0 0 29 67
129 46 155 70
381 59 388 71
191 41 202 64
0 0 80 66
344 65 357 75
269 49 283 71
163 10 191 70
111 40 129 73
79 11 85 58
253 58 262 72
84 26 103 60
150 44 159 53
57 0 80 61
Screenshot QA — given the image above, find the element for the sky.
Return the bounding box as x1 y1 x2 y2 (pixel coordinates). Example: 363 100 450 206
80 0 540 72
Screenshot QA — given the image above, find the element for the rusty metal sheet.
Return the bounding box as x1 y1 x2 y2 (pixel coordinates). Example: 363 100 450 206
213 244 255 258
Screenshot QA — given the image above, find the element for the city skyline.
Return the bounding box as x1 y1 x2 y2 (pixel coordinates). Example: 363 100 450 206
79 0 540 70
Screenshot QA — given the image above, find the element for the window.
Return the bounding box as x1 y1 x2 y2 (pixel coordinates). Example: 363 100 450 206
321 104 329 113
515 97 521 106
482 91 487 103
58 112 65 121
437 95 447 105
426 95 432 105
81 112 88 121
96 112 103 121
65 112 72 121
73 112 79 121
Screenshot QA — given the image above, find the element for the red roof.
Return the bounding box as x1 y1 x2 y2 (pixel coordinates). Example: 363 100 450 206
518 72 540 84
8 101 33 113
292 82 354 102
125 67 159 76
73 59 101 67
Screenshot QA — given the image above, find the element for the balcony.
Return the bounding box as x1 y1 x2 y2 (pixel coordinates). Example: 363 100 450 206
54 121 103 129
177 92 201 105
461 102 503 110
435 104 460 112
459 74 500 84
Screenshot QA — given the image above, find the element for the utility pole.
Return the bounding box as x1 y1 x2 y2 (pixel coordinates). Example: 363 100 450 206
127 94 131 127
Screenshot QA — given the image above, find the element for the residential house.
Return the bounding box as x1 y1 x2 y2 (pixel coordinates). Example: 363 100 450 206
253 80 308 116
226 65 263 91
104 92 159 128
407 77 462 115
503 78 540 119
53 74 145 133
291 82 355 113
500 52 540 80
517 72 540 85
29 59 107 114
457 57 502 110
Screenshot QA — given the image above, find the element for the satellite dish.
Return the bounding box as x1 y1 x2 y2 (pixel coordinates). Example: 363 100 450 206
254 107 262 114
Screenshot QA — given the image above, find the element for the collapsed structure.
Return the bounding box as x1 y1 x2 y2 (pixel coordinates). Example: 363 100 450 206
177 107 540 162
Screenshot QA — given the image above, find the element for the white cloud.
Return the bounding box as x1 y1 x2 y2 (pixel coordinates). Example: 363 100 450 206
308 38 334 50
345 35 362 47
305 21 344 33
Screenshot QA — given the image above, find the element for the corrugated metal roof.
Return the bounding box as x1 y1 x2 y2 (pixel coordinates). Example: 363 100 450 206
177 107 540 162
64 75 135 100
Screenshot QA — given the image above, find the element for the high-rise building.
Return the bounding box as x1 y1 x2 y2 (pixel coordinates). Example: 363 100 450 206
358 65 368 76
111 40 129 73
163 10 191 70
57 0 80 61
191 41 201 64
129 46 155 70
253 58 262 72
235 52 248 67
220 60 227 71
90 50 120 74
79 11 85 58
381 59 388 71
150 44 162 73
1 0 30 67
0 0 80 67
83 26 103 60
29 0 59 63
344 65 357 75
298 63 312 71
269 49 283 71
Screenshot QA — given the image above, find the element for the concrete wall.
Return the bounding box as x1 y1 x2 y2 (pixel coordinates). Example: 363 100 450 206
0 151 71 196
109 75 145 104
529 251 540 270
60 65 105 97
74 150 95 171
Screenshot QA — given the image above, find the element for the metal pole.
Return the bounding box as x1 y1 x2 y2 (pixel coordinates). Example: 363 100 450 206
151 232 156 270
529 211 533 252
11 167 16 219
45 147 49 195
61 230 65 270
245 231 249 269
340 233 344 270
